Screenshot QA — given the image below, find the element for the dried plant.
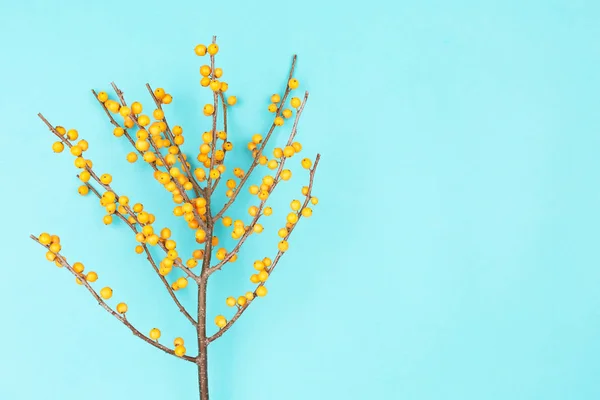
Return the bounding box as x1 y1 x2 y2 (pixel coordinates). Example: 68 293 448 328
31 36 320 400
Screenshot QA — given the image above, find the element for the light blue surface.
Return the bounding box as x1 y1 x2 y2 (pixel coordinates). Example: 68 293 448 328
2 0 600 399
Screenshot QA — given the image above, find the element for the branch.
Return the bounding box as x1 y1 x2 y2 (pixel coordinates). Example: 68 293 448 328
109 83 208 233
205 35 220 195
207 154 320 343
84 181 197 325
30 235 197 362
207 92 310 274
213 55 298 221
144 83 202 198
39 113 198 280
91 89 141 153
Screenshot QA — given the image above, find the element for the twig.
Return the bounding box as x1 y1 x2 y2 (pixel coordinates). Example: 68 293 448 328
38 113 198 280
30 234 197 362
207 154 320 343
83 181 197 325
109 83 208 233
213 55 297 222
207 92 310 274
144 83 202 198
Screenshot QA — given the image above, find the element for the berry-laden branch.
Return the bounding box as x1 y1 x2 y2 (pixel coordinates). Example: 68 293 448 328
80 180 196 325
208 154 320 343
30 234 196 362
33 36 321 400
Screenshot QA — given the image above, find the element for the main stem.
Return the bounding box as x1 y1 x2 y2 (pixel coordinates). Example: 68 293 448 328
197 272 209 400
198 190 214 400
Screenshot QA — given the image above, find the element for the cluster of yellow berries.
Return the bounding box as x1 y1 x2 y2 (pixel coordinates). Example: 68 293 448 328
196 129 232 173
148 328 187 357
153 166 196 205
195 42 238 108
267 81 301 126
38 232 127 311
221 214 265 240
97 89 190 170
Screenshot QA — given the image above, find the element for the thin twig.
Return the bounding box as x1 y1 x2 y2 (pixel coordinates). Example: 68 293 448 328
144 83 202 198
207 92 310 274
30 234 197 362
213 55 298 222
83 181 197 325
207 154 320 343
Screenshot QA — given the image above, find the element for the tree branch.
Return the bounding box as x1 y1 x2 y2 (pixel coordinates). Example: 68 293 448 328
82 180 197 325
207 154 320 343
30 234 197 362
144 83 202 198
213 55 298 222
38 113 198 280
207 92 310 274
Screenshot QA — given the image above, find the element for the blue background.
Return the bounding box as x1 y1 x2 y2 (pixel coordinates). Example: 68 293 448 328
1 0 600 399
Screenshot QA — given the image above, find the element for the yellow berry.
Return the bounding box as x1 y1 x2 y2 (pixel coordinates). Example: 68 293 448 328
103 215 112 224
78 185 89 196
149 328 161 340
302 208 313 217
267 103 277 113
207 43 219 55
100 287 113 299
288 78 299 89
85 271 98 282
176 277 188 289
97 91 109 102
283 146 295 157
290 97 301 108
116 302 128 313
70 145 82 156
226 297 236 307
210 80 221 91
256 286 268 297
126 152 138 163
131 102 143 114
174 337 185 347
100 174 112 185
237 296 247 306
270 94 281 103
119 106 131 117
311 197 319 205
214 315 227 328
278 241 289 252
250 274 260 284
287 213 299 224
301 158 312 169
253 260 265 271
39 233 52 245
203 104 215 116
280 169 292 180
67 129 79 140
282 109 292 119
200 65 211 76
72 262 84 273
227 96 237 106
195 44 207 56
162 94 173 104
174 345 186 357
245 292 254 300
263 207 273 216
